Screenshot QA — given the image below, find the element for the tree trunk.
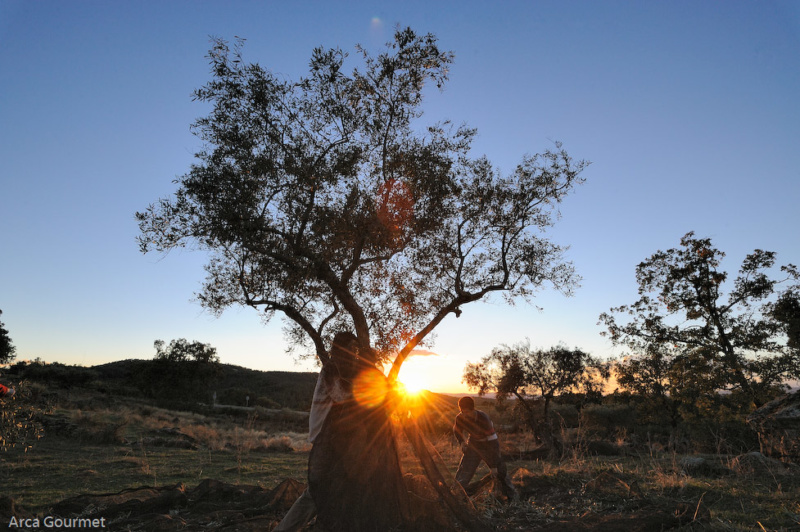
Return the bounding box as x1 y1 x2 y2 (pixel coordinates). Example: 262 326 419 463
310 400 411 531
309 366 487 531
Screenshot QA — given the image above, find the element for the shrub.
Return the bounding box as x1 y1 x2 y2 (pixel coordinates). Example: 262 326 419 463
258 435 295 453
11 360 99 388
180 424 223 450
217 387 253 407
0 382 46 452
580 404 637 437
549 403 579 428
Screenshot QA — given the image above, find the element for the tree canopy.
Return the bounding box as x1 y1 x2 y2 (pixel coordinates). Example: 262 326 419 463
136 28 587 378
601 232 800 408
0 310 16 364
464 342 606 435
153 338 219 364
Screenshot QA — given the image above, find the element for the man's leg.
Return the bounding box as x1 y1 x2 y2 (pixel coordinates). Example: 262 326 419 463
485 441 517 499
274 488 316 532
454 445 482 489
495 458 517 499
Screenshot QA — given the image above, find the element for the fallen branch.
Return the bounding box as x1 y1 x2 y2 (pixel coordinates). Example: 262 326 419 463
402 419 488 532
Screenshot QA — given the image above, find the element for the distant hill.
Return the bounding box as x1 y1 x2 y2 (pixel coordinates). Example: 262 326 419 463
11 358 319 412
93 359 319 411
10 358 488 423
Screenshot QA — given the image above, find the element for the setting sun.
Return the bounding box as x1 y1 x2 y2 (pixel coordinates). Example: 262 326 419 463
399 375 425 395
396 366 430 396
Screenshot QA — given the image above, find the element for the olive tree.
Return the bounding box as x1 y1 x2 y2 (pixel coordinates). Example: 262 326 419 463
137 28 587 529
141 339 221 403
601 232 800 410
137 29 586 371
464 342 607 443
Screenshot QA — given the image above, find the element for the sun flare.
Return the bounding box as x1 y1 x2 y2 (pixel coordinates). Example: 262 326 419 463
397 372 427 396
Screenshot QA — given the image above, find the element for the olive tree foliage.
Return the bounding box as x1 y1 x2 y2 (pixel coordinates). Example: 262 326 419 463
0 310 16 364
601 232 800 408
770 286 800 352
463 341 607 433
136 28 588 375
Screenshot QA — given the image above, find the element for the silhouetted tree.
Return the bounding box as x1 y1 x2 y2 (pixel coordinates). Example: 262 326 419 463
0 310 16 364
601 232 800 410
137 29 587 370
144 339 221 403
137 28 587 530
769 282 800 352
464 342 606 443
153 338 219 363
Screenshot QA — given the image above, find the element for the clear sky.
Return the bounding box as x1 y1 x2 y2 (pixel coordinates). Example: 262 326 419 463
1 1 798 393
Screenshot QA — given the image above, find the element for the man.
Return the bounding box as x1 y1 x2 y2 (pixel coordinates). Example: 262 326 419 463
274 331 359 532
453 396 516 499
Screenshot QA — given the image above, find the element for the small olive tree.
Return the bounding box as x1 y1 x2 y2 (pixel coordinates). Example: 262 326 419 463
153 338 219 363
464 341 607 442
143 339 221 403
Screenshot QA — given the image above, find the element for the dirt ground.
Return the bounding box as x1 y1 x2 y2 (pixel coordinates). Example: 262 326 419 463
1 472 720 531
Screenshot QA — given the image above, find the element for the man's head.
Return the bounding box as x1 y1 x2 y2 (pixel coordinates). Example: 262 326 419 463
458 396 475 413
330 331 358 362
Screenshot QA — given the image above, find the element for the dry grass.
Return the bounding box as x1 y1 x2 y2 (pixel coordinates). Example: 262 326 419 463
3 393 799 530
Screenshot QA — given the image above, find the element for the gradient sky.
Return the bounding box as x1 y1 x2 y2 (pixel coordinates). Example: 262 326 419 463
2 1 798 393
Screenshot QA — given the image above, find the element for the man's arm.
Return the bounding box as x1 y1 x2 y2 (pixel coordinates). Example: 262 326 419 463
453 414 467 447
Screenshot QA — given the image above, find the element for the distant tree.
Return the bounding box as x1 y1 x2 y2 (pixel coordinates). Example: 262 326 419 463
612 345 678 427
768 283 800 352
0 310 16 363
144 339 221 403
601 232 800 410
463 342 607 442
153 338 219 364
136 28 586 529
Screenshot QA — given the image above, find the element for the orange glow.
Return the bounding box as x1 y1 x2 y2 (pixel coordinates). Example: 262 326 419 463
352 368 391 409
397 371 427 396
350 361 461 432
376 178 414 238
394 354 438 396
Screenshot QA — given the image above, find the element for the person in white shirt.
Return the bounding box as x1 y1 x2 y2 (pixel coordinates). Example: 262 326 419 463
274 331 359 532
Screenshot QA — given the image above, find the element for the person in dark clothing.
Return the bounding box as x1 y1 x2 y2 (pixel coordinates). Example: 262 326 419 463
453 396 516 499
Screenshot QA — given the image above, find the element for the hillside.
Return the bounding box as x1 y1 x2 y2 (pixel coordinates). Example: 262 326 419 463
11 359 319 412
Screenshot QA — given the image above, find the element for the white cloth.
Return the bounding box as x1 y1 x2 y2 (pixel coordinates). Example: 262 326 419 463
308 368 350 443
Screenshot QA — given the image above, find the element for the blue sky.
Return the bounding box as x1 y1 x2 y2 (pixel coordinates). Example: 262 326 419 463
1 1 798 392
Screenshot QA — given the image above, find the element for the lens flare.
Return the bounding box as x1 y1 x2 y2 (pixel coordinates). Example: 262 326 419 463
398 372 426 396
353 368 391 409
